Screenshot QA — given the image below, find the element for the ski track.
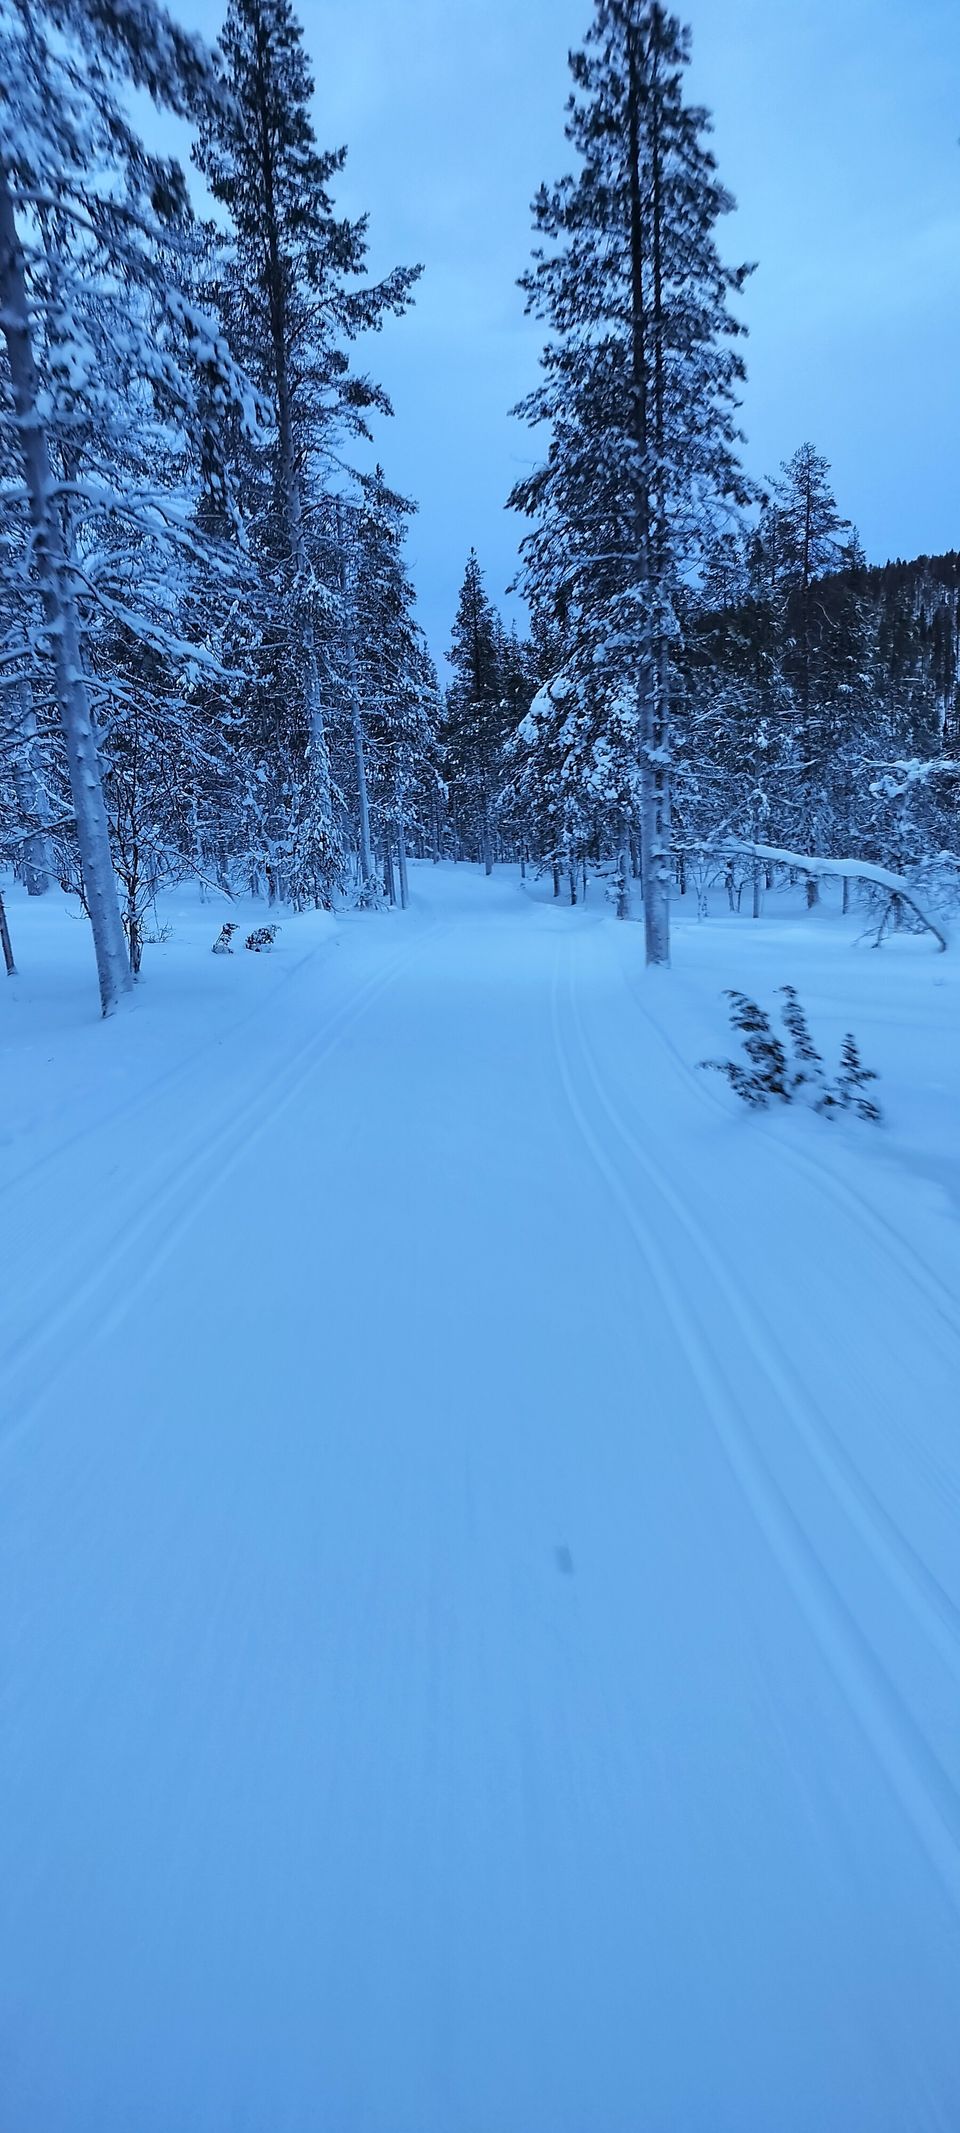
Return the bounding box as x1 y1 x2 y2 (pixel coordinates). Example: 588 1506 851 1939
0 913 447 1439
4 866 960 2132
564 934 960 1681
610 929 960 1347
0 921 336 1204
552 933 960 1918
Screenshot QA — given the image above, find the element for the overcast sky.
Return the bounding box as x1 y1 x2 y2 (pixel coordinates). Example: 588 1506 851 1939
172 0 960 666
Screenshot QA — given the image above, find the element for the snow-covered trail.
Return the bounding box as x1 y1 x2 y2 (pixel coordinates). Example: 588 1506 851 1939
3 865 960 2132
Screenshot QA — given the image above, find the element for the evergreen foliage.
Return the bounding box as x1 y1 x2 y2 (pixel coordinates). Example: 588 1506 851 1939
193 0 421 906
701 989 882 1122
0 0 437 1006
509 0 754 962
443 552 509 873
1 0 958 1014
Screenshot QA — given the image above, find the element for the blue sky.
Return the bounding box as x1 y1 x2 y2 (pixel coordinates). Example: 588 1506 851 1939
173 0 960 666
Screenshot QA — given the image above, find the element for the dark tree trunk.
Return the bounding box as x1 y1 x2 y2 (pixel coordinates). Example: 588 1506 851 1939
0 889 16 976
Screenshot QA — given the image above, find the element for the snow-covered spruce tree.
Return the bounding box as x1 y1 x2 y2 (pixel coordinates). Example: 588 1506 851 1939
194 0 420 906
494 627 542 873
503 671 594 900
764 445 851 898
443 550 508 873
510 0 753 964
347 470 441 906
676 534 793 910
495 608 561 885
330 494 376 904
0 374 53 899
0 0 259 1011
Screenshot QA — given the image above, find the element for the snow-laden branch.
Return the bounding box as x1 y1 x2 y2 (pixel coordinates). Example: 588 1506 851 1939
693 839 949 952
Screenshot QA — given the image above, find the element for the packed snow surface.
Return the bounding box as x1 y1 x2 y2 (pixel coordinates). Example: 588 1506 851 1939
2 862 960 2132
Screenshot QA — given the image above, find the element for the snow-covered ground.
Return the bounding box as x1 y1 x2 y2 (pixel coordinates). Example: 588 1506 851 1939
3 863 960 2132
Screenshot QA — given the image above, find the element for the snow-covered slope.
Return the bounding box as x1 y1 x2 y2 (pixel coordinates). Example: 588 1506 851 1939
2 866 959 2131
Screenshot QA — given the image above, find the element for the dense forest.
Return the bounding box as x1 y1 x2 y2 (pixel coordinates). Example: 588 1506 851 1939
1 0 957 1009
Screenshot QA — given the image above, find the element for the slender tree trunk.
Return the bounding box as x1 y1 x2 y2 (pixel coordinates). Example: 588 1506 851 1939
751 806 762 918
842 875 851 916
253 37 334 894
481 790 493 876
645 74 672 967
126 887 143 976
383 837 396 907
0 171 131 1014
616 846 631 920
335 505 374 903
0 888 15 976
11 679 50 894
397 815 409 910
626 28 669 968
348 644 373 898
639 663 670 962
552 861 561 899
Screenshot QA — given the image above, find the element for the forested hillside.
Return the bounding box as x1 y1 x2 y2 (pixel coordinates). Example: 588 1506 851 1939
440 518 960 906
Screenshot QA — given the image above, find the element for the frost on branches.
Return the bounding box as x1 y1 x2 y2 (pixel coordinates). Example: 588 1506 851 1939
1 0 437 1008
509 0 755 965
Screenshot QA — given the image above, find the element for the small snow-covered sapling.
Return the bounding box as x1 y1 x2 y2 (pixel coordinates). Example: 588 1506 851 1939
700 988 882 1122
828 1034 883 1123
699 991 791 1108
245 925 279 952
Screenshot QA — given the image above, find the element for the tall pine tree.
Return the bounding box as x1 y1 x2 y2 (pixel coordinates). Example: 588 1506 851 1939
511 0 753 962
194 0 420 904
0 0 255 1010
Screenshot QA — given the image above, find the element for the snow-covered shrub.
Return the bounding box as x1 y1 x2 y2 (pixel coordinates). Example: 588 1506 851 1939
700 989 882 1122
777 986 824 1095
245 926 279 952
700 992 791 1108
824 1035 883 1124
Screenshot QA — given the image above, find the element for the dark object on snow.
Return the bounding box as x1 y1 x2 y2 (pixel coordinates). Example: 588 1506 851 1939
212 922 239 955
245 925 279 952
820 1033 883 1123
700 991 790 1109
699 988 882 1122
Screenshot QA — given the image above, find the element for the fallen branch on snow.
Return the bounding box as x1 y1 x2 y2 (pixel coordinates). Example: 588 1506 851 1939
687 840 949 952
